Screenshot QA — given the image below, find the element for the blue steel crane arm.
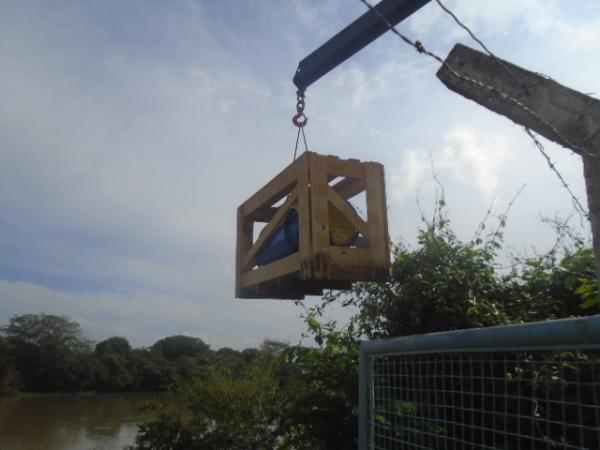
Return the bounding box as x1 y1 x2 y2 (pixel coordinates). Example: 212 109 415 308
292 0 431 96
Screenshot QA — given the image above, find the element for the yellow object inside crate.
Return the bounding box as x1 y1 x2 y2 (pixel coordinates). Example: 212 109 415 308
328 203 358 246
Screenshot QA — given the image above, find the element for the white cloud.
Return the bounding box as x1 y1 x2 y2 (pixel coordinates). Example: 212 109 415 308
190 67 272 103
332 67 370 111
546 19 600 50
327 55 432 114
437 126 514 201
390 126 514 203
408 0 600 51
390 149 432 202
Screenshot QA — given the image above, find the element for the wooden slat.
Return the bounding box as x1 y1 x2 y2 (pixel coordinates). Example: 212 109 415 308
249 207 278 223
380 165 390 267
327 186 370 240
235 206 253 298
312 280 352 290
331 177 365 200
365 162 389 269
330 247 371 266
309 153 331 278
296 152 312 277
241 291 306 300
267 281 322 297
325 155 365 179
241 253 301 287
242 189 298 271
240 278 356 299
329 265 388 281
241 152 307 217
238 284 306 300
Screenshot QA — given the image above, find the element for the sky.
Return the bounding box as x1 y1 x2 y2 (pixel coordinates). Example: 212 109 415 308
0 0 598 350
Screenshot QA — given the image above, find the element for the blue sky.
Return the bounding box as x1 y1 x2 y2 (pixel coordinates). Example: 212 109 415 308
0 0 598 349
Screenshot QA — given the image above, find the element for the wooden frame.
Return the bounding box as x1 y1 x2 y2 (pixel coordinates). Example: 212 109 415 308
236 151 390 299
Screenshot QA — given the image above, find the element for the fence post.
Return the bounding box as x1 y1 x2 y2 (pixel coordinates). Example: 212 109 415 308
358 342 368 450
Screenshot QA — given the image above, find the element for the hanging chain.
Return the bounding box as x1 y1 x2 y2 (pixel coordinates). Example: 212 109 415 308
292 91 309 161
359 0 591 220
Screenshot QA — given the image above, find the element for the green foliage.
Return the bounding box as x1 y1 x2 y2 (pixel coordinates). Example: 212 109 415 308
186 363 282 449
287 201 597 448
151 335 210 360
129 344 287 450
0 315 212 394
350 216 509 339
127 349 171 391
279 320 359 450
0 365 20 396
2 313 90 353
504 247 598 321
577 276 600 310
0 336 20 395
0 313 93 391
126 404 202 450
96 353 135 391
96 336 132 355
336 203 597 342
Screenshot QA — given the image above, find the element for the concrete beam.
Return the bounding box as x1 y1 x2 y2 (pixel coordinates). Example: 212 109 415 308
437 43 600 278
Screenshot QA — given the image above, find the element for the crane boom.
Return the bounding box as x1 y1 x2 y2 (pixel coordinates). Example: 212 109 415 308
292 0 431 95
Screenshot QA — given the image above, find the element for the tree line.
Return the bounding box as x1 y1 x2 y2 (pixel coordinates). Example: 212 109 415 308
0 313 264 395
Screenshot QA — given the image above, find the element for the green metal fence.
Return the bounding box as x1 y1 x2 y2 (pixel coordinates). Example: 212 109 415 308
358 316 600 449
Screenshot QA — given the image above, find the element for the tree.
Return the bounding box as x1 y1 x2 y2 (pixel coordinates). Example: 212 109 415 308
95 336 131 356
503 247 598 322
279 327 359 450
128 352 285 450
345 202 509 340
127 349 170 391
342 202 597 341
0 313 93 391
95 353 134 392
151 335 209 360
184 362 283 449
1 313 89 352
0 336 20 395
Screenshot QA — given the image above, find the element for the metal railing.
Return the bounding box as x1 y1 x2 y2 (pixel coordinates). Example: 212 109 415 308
358 316 600 449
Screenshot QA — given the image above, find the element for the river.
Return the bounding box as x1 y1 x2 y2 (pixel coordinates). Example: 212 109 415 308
0 392 186 450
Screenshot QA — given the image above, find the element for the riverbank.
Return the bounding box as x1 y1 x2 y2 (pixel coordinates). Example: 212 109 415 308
2 389 168 397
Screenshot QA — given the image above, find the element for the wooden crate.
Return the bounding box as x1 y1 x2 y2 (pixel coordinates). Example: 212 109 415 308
236 151 390 299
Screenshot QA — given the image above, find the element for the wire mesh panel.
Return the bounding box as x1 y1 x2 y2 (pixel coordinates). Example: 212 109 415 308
358 317 600 450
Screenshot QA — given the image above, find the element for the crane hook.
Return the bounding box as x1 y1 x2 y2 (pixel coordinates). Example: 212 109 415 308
292 94 308 128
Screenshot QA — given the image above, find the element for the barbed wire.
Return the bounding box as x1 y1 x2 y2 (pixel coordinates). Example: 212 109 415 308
525 128 589 219
434 0 526 93
358 0 591 220
434 0 597 162
434 0 592 221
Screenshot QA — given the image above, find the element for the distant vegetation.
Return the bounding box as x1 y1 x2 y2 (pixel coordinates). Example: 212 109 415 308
1 201 597 449
0 313 258 395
